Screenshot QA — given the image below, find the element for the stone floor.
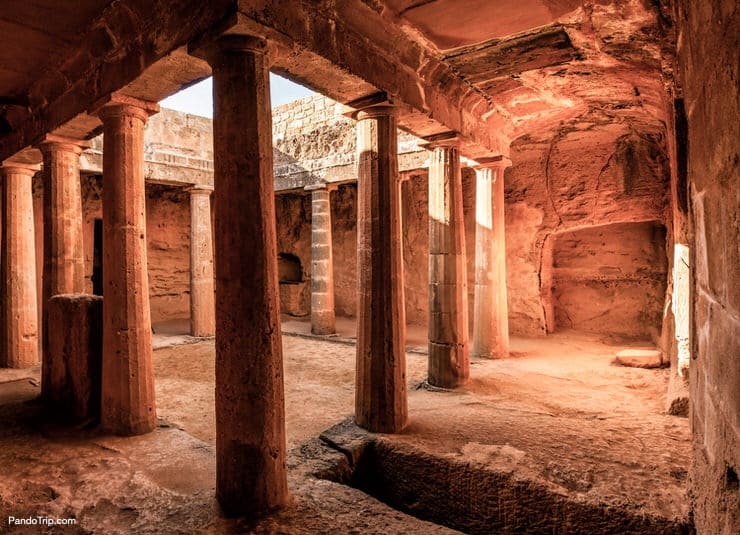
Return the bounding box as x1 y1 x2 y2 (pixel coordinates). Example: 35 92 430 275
0 321 691 533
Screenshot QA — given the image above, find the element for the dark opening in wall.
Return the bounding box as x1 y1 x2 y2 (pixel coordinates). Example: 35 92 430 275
278 253 303 284
674 98 689 214
726 465 739 490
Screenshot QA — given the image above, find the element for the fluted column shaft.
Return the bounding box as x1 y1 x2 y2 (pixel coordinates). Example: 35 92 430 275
306 183 336 335
0 163 40 368
39 138 87 398
472 160 510 358
353 104 408 433
425 138 469 387
189 186 215 337
96 97 158 435
201 35 288 517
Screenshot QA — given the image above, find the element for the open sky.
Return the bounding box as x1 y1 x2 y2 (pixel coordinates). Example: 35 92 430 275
159 74 315 117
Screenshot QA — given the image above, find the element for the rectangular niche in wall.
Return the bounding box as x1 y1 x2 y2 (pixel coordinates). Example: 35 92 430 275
278 252 309 317
551 221 667 340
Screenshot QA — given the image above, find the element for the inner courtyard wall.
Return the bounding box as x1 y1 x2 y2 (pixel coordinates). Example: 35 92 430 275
33 177 192 326
31 95 672 338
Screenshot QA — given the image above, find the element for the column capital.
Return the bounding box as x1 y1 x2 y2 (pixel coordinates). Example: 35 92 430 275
38 134 89 155
90 92 160 122
342 92 397 120
190 34 270 66
1 160 41 176
187 184 214 196
420 131 462 150
304 182 337 193
471 155 512 170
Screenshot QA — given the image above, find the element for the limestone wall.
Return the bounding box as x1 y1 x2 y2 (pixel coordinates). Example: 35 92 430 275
272 94 428 190
81 108 214 187
674 1 739 532
77 177 191 325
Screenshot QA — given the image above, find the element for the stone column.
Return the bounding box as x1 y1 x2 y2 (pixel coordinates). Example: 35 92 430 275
94 95 159 435
305 183 336 335
472 158 510 358
188 185 215 337
197 35 288 516
0 162 40 368
423 134 469 388
349 99 407 433
38 137 87 397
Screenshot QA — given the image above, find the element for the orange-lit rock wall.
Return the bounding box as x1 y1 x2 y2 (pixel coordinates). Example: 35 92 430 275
505 119 671 339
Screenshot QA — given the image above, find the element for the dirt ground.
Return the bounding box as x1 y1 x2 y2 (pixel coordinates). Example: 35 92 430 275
0 319 690 533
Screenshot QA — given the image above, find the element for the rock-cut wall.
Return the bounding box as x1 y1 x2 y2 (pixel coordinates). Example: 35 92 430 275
674 0 740 532
505 115 671 340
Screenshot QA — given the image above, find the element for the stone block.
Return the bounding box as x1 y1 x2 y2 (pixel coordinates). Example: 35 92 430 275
45 294 103 422
613 349 663 369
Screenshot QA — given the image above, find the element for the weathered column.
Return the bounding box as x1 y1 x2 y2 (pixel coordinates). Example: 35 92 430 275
348 97 408 433
188 185 215 337
423 134 469 388
94 95 159 435
0 162 40 368
46 294 103 422
472 158 510 358
197 35 288 516
38 137 87 397
305 183 336 335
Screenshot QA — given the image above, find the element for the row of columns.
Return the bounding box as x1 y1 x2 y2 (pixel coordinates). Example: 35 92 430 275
302 139 510 375
1 103 216 436
0 30 508 519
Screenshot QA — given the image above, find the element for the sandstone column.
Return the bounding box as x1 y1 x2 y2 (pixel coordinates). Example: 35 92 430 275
305 183 336 335
349 99 407 433
423 134 469 387
94 96 159 435
0 162 40 368
38 137 87 397
188 185 215 337
472 158 510 358
197 35 288 516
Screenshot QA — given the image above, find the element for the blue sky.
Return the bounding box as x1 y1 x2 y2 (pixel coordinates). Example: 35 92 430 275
159 74 315 118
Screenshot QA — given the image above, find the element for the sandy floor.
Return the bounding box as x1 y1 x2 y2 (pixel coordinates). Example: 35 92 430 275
0 320 690 533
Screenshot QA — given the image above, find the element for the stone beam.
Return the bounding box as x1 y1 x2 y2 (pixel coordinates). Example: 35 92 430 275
228 1 510 158
0 1 230 161
443 25 579 89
